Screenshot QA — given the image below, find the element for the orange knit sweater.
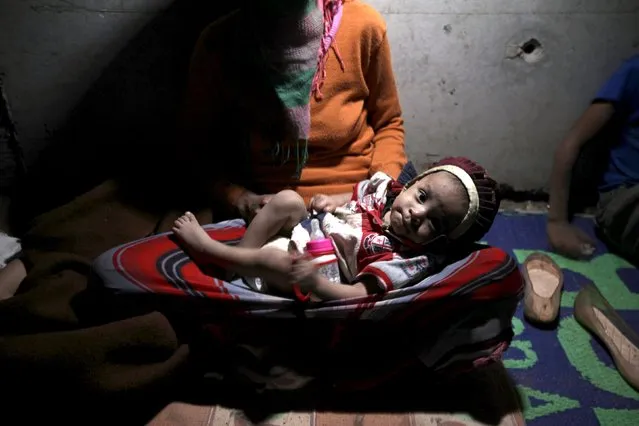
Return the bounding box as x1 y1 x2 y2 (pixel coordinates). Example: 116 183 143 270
181 0 406 210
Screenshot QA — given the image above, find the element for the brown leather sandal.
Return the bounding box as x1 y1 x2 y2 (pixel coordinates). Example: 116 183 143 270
575 283 639 391
522 252 564 324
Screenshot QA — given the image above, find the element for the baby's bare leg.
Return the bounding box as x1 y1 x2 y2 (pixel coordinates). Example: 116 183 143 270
238 190 307 249
172 212 293 282
172 212 233 267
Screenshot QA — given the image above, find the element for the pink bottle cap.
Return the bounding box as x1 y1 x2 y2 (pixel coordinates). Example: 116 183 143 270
306 238 334 255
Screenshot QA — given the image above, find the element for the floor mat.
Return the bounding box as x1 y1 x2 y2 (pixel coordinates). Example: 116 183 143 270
483 213 639 425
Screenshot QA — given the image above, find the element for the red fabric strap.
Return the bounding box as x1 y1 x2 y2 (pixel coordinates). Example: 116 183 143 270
293 284 311 302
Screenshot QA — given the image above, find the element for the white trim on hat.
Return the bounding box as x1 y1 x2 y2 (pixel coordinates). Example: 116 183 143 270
404 165 480 240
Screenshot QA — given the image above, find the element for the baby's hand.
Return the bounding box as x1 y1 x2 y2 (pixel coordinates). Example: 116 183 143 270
290 254 319 293
309 194 338 213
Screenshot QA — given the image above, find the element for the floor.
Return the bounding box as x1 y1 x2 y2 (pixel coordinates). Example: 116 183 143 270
147 362 526 426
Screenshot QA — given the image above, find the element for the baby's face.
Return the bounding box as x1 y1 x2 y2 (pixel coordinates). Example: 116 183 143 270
389 171 469 244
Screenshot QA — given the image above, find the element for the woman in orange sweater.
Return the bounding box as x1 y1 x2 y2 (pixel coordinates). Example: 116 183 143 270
179 0 406 221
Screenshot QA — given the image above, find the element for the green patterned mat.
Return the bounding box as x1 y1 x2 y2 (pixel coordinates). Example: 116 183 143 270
483 213 639 425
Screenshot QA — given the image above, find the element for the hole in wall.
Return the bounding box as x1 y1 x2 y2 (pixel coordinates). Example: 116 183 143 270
521 38 541 54
519 38 545 63
505 32 547 64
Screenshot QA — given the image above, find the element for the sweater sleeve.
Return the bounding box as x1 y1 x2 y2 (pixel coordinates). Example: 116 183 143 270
366 31 407 180
179 21 248 211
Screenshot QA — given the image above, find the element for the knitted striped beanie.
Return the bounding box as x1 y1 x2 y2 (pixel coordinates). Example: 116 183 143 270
404 157 500 243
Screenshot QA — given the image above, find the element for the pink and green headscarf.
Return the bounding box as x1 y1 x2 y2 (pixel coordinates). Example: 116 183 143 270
247 0 344 175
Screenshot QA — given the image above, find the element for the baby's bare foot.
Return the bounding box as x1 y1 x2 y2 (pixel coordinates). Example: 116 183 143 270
172 212 214 264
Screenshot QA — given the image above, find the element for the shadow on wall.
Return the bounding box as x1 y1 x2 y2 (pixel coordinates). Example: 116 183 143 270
496 119 618 215
10 0 237 230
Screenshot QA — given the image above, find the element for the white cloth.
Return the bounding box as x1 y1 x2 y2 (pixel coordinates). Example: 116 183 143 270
0 232 21 268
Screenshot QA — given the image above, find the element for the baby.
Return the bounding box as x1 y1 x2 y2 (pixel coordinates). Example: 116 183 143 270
172 157 499 301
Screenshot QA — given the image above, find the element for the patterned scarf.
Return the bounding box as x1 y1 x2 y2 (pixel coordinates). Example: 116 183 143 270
248 0 344 176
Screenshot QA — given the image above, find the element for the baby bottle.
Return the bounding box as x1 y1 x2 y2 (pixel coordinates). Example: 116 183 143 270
305 218 341 283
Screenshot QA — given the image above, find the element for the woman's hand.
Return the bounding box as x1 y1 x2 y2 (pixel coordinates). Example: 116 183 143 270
235 191 273 222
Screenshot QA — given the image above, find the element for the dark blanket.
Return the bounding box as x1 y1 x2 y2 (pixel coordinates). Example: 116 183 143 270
0 179 214 420
0 3 251 420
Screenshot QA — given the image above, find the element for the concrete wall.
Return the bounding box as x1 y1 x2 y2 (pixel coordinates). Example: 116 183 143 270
0 0 638 191
369 0 639 189
0 0 175 167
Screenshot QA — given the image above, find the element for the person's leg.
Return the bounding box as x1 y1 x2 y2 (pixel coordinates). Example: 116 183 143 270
172 213 297 285
596 184 639 265
237 189 307 248
0 259 26 300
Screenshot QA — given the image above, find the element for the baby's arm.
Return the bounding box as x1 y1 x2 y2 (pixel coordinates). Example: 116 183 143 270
309 193 352 213
327 193 353 206
309 275 380 300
